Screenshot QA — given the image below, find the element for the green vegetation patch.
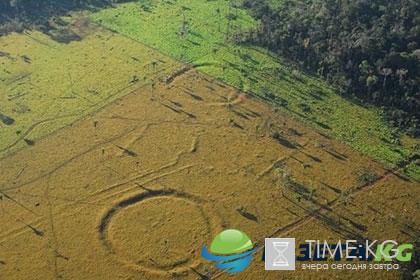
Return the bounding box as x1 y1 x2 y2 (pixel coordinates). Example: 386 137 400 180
91 0 419 180
0 20 178 157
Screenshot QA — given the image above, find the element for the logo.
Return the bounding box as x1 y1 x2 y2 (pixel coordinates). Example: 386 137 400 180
201 229 258 274
202 233 414 273
265 238 296 270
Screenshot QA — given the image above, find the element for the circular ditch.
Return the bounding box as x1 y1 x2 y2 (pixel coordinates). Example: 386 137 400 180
98 189 218 274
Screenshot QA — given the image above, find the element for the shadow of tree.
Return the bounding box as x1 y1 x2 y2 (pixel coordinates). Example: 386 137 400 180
0 0 132 35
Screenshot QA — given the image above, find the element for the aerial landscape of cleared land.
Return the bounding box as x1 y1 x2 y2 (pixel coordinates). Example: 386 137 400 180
0 0 419 279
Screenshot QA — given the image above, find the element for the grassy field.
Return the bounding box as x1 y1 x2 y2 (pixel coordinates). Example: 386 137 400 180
91 0 419 180
1 67 417 279
0 16 178 158
0 3 418 279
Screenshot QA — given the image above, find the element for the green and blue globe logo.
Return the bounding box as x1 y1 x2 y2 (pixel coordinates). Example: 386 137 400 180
201 229 258 274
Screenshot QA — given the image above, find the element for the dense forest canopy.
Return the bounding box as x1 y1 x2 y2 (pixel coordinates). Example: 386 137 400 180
243 0 420 136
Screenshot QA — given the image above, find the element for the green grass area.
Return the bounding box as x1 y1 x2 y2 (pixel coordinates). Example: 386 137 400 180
93 0 255 62
0 21 178 157
91 0 419 180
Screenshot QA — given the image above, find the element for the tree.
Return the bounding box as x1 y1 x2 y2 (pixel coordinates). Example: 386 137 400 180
380 68 393 91
179 8 189 38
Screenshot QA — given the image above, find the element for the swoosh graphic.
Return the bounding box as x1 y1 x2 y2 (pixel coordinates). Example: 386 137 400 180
214 255 253 273
201 245 259 273
201 245 258 262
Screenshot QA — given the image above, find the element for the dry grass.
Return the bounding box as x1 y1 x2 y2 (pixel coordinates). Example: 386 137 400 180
0 67 417 279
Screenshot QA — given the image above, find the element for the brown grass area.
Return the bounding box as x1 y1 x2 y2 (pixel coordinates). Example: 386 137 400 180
0 68 418 279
